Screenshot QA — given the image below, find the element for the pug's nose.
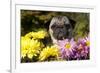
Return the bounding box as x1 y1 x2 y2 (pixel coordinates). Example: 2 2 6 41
57 34 64 40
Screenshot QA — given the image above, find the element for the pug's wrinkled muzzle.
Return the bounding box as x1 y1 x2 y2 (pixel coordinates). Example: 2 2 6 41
53 28 68 40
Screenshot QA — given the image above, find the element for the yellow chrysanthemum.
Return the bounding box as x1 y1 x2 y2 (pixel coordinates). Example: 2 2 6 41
21 37 44 59
25 29 48 39
39 45 59 61
25 32 34 39
21 37 30 58
35 29 48 39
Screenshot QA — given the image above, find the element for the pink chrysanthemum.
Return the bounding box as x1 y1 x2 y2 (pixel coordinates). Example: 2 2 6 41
57 38 76 60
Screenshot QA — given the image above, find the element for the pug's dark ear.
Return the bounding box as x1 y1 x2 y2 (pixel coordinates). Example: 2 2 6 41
69 18 76 29
44 19 51 30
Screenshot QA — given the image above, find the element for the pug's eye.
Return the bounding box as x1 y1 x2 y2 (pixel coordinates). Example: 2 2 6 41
51 25 56 29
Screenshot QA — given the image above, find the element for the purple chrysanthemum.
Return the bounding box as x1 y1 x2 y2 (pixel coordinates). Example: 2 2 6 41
57 38 77 60
57 35 90 60
75 36 90 60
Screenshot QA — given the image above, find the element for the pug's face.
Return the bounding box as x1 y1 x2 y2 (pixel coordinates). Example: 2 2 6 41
49 16 75 43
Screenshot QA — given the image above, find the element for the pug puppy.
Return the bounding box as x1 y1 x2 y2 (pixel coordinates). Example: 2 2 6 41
49 16 76 44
